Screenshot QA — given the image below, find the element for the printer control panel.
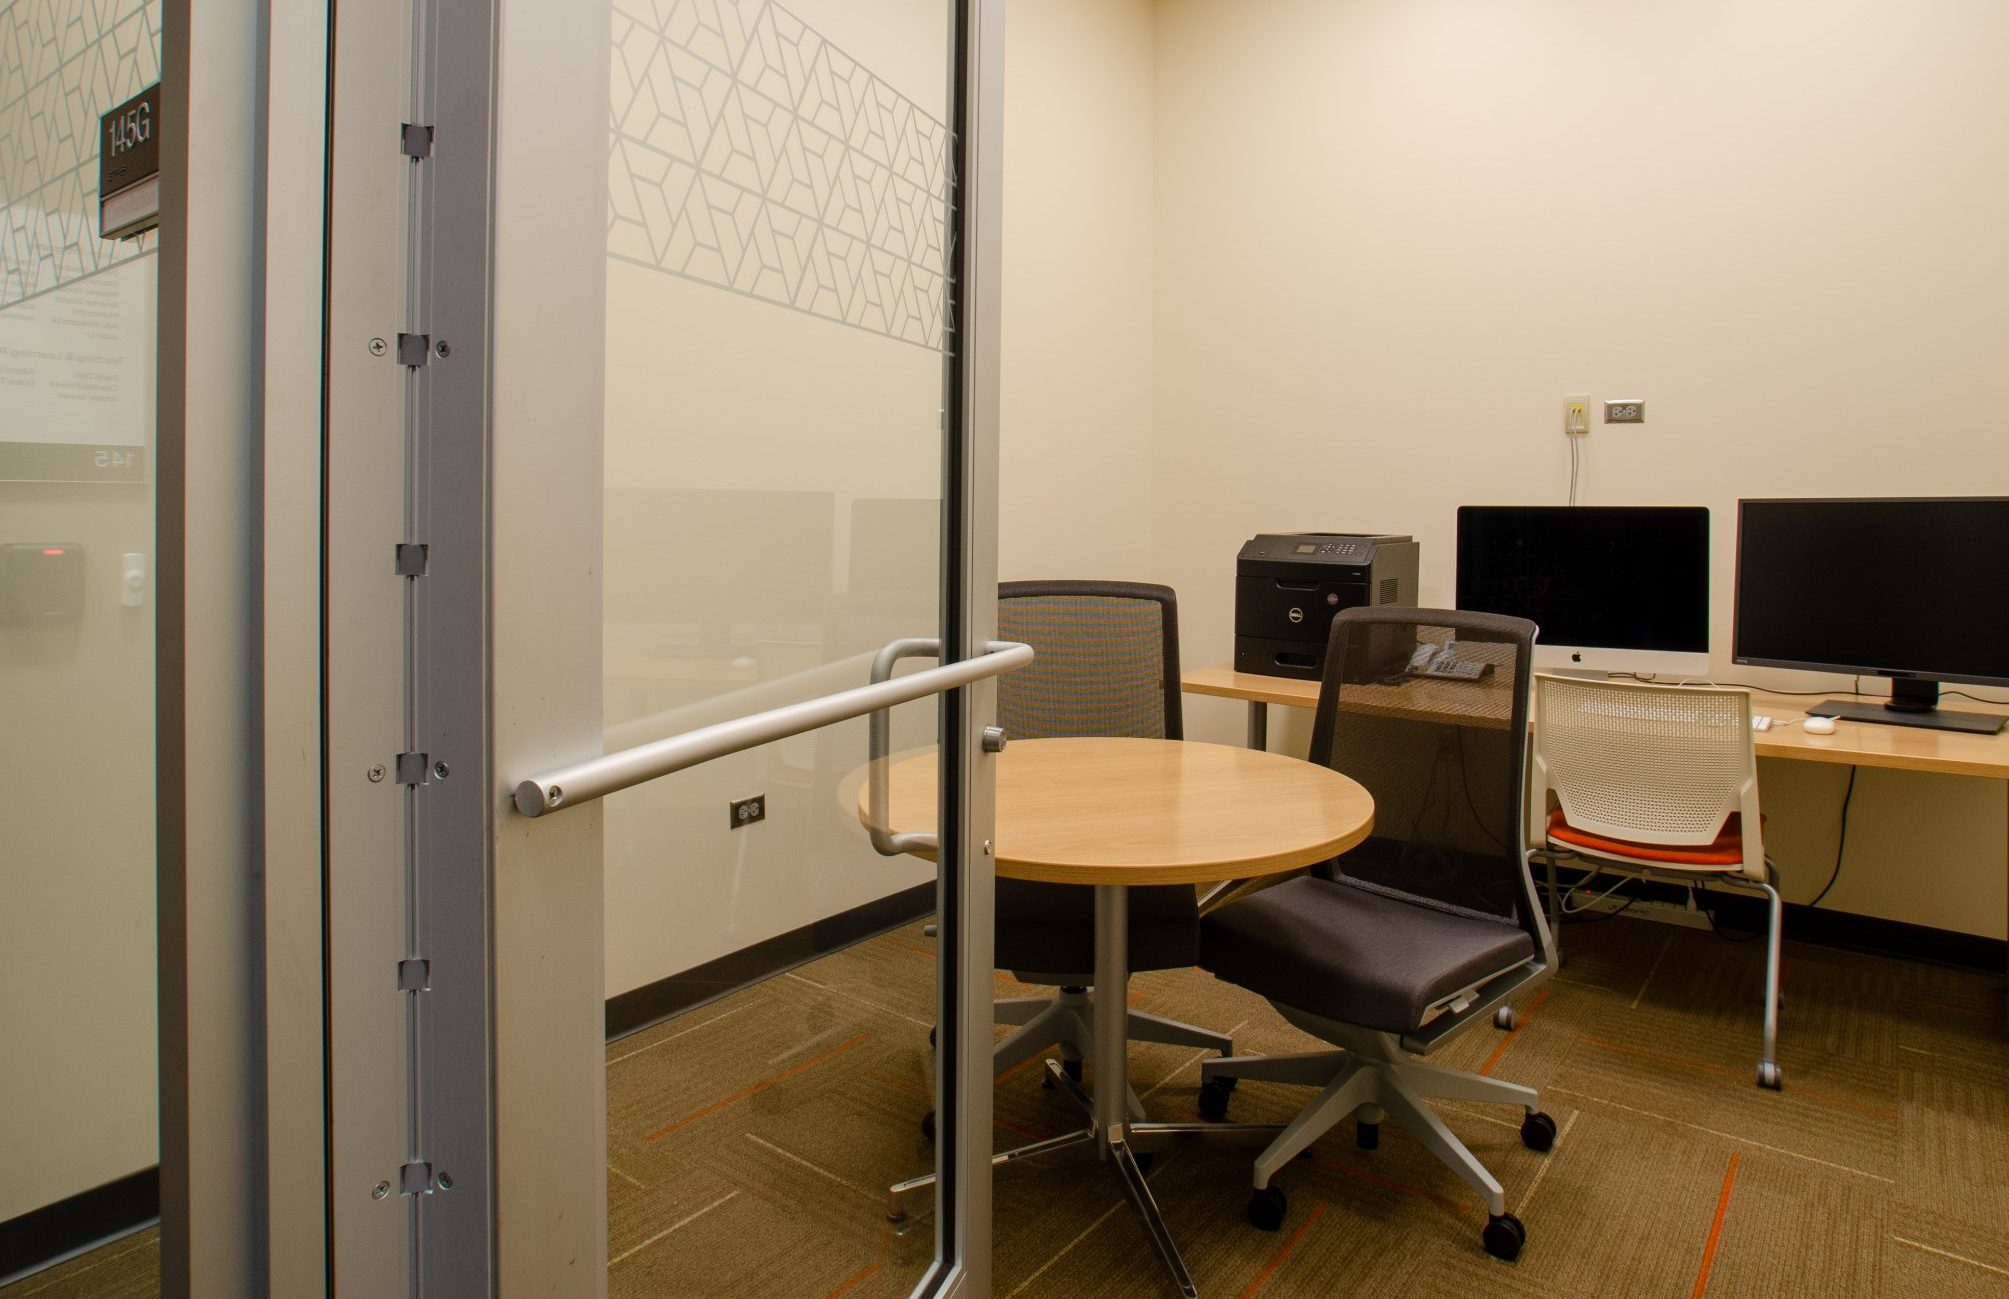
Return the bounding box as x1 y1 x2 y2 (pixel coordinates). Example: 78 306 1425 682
1240 533 1407 567
1292 539 1371 562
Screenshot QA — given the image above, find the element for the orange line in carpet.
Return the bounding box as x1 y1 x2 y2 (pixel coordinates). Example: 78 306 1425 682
1235 1199 1329 1299
1311 1157 1472 1218
996 1117 1050 1141
1481 984 1553 1076
822 1262 881 1299
1574 1036 1896 1121
998 1051 1056 1083
645 1033 868 1140
867 1071 932 1102
1691 1153 1741 1299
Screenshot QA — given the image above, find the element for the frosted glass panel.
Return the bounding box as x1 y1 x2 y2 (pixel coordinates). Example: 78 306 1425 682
0 0 161 1278
601 1 955 1293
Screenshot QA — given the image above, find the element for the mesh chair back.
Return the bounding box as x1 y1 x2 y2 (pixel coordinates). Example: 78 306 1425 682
996 582 1182 741
1532 676 1754 848
1308 607 1543 937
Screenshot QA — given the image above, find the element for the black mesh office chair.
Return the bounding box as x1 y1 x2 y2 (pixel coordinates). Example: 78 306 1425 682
1197 607 1557 1262
987 582 1231 1090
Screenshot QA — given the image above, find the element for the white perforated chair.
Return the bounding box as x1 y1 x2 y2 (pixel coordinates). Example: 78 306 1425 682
1527 675 1784 1089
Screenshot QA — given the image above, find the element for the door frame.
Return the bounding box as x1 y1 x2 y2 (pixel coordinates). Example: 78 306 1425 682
157 0 330 1293
321 0 1009 1293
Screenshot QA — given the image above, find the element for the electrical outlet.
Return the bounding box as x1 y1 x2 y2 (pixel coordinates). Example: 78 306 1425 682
1604 398 1645 424
729 793 767 829
1563 394 1590 437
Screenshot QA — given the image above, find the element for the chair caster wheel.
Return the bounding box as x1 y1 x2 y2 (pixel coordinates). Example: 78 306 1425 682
1043 1056 1084 1089
1356 1120 1379 1150
1757 1061 1782 1090
1197 1079 1234 1121
1494 1005 1517 1030
928 1025 936 1049
1248 1185 1288 1232
1482 1212 1526 1262
1520 1111 1557 1152
920 1110 935 1141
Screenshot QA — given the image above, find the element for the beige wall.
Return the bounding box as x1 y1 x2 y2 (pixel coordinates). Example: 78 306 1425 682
1151 0 2009 936
0 485 158 1222
999 0 1158 581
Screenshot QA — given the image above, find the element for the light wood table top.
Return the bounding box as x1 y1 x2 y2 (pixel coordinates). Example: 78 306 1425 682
863 736 1375 886
1182 664 2009 781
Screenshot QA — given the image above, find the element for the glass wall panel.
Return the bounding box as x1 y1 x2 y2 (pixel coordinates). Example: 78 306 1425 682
0 0 162 1287
601 1 956 1293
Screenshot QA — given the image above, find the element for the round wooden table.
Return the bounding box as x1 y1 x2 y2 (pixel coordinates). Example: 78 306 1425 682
866 737 1374 1298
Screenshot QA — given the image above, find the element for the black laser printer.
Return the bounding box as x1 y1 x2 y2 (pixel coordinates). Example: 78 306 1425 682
1234 532 1419 680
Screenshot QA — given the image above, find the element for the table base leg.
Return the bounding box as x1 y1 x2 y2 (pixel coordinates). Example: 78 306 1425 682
1114 1134 1198 1299
1248 700 1269 752
886 1125 1098 1223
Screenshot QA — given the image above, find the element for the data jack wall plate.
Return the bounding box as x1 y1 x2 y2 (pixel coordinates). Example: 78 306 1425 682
1563 394 1590 437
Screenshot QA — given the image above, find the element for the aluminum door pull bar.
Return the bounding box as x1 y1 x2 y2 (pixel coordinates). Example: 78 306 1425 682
513 640 1031 817
867 638 947 856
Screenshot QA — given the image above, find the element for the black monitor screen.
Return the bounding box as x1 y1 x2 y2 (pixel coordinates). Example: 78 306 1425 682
1456 506 1710 652
1735 498 2009 686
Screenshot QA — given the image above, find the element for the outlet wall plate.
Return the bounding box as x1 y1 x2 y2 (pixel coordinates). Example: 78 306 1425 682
1604 399 1645 424
729 793 767 829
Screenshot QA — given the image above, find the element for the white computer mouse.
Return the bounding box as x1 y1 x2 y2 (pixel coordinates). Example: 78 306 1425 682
1803 715 1838 735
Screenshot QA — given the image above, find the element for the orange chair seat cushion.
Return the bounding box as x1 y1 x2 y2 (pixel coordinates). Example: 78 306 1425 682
1546 807 1752 868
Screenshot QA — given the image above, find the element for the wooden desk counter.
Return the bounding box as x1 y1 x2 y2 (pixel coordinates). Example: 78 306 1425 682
1182 664 2009 779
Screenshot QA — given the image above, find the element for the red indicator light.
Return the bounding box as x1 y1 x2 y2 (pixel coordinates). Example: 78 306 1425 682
42 547 65 556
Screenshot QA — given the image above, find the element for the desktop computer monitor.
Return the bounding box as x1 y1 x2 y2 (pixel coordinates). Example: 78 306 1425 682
1734 497 2009 734
1455 506 1711 675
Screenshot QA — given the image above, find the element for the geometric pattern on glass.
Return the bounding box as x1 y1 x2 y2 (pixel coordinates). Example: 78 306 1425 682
0 0 161 310
609 0 951 351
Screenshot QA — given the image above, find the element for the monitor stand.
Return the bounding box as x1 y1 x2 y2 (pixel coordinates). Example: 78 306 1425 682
1809 678 2006 736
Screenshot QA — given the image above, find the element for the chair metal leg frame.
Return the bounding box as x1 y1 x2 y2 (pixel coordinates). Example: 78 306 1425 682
994 995 1057 1028
1538 851 1786 1089
989 998 1091 1077
987 989 1232 1077
1128 1008 1235 1055
1747 864 1784 1090
1206 1029 1536 1217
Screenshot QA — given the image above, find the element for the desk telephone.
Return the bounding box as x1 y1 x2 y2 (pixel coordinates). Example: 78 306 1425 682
1407 640 1493 682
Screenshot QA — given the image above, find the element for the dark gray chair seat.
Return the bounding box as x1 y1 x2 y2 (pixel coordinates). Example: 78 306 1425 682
997 878 1198 977
1202 874 1533 1035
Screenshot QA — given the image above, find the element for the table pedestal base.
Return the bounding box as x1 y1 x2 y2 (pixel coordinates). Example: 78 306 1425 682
887 885 1289 1298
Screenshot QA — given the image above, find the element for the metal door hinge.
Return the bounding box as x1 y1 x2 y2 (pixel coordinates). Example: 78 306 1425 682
395 543 429 577
400 1161 434 1196
396 751 430 786
397 333 430 367
397 958 431 992
401 123 434 159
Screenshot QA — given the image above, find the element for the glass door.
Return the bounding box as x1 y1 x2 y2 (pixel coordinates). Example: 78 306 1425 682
324 0 1007 1294
0 0 162 1289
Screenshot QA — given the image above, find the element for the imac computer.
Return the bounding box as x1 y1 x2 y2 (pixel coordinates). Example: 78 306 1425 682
1456 506 1711 675
1734 498 2009 735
